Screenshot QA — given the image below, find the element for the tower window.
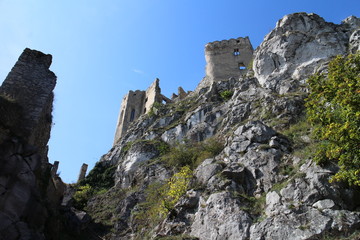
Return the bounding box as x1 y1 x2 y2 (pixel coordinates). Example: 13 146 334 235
238 62 246 70
130 109 135 122
233 49 240 56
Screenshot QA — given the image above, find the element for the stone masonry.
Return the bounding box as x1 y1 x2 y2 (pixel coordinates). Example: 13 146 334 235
0 49 64 240
113 78 163 145
205 37 254 80
195 37 254 92
0 48 57 160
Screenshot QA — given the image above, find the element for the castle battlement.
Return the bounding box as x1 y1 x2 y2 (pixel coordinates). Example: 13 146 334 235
205 37 252 52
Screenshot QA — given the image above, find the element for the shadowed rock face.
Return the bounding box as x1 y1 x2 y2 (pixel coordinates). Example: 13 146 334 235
0 49 64 240
0 48 57 160
253 12 360 94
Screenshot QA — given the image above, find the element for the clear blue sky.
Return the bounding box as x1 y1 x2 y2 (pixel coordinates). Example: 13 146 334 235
0 0 359 183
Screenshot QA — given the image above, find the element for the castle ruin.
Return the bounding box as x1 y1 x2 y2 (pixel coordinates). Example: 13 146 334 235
113 78 169 144
0 48 57 161
114 37 254 144
205 37 254 80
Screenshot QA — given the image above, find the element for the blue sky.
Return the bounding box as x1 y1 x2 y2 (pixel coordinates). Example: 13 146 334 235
0 0 359 183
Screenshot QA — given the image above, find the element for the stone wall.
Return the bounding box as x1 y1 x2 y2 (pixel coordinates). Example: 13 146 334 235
144 78 162 113
205 37 254 80
0 49 65 240
113 78 162 145
0 48 56 160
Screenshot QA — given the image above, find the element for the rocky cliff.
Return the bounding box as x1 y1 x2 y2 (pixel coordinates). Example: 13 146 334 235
70 12 360 240
0 49 66 240
1 12 360 240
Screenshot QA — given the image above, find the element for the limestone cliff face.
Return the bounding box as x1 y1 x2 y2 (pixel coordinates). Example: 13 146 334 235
77 13 360 240
0 49 64 240
253 12 360 94
4 12 358 240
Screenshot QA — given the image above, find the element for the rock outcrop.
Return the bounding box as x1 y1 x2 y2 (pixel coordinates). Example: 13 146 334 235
2 12 359 240
73 12 360 240
254 12 360 94
0 49 65 240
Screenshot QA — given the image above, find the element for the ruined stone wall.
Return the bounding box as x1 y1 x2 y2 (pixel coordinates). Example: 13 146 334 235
0 48 56 161
205 37 254 80
144 78 162 113
0 49 65 240
113 90 146 144
113 79 162 145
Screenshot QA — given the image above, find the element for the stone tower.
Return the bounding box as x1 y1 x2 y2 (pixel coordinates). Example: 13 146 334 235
205 37 254 80
113 78 163 145
0 48 56 160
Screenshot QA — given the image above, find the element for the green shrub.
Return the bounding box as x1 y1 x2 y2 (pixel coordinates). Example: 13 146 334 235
219 90 234 101
162 165 192 212
161 137 224 170
79 162 116 191
132 166 193 234
148 102 165 117
73 184 93 210
306 53 360 186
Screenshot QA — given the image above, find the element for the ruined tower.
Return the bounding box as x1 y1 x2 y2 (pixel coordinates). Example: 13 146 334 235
113 78 163 145
0 48 56 160
205 37 254 80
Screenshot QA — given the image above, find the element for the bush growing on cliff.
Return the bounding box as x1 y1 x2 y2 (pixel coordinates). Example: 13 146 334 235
161 137 224 169
219 90 234 101
73 184 93 210
306 53 360 186
133 166 192 231
79 162 116 191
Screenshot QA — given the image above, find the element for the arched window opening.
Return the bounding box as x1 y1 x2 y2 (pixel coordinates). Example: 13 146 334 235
130 109 136 122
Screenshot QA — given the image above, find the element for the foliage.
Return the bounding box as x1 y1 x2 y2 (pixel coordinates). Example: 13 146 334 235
73 184 93 210
281 117 312 149
79 162 116 191
162 165 192 212
73 162 116 210
161 137 224 170
219 90 234 101
305 53 360 186
85 187 127 229
148 102 165 117
133 166 192 233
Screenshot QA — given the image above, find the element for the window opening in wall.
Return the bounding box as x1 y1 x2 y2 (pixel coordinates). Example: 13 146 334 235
120 110 124 121
238 62 246 70
130 109 135 122
145 97 148 103
233 49 240 56
144 108 146 113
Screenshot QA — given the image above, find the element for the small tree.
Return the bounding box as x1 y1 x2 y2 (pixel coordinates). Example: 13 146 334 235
306 53 360 186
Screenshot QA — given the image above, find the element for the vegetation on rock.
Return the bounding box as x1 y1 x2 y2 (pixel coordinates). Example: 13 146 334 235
161 137 224 170
306 53 360 186
219 90 234 101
